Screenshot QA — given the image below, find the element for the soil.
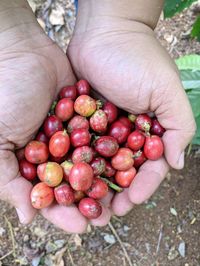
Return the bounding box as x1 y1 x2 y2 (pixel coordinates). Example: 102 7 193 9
0 1 200 266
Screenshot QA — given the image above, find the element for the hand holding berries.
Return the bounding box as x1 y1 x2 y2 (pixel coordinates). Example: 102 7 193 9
20 79 165 221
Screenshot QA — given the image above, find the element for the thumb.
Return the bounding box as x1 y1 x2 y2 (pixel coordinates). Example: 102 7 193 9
156 82 196 169
0 150 36 224
49 45 77 93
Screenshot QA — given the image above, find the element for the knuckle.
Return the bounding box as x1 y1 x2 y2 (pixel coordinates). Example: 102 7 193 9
0 182 10 202
191 120 197 135
185 118 197 141
0 149 18 187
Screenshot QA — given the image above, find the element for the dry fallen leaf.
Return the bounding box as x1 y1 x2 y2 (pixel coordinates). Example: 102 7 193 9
178 242 186 257
49 5 65 26
33 227 47 238
170 207 178 217
37 18 46 31
27 0 37 13
53 247 67 266
73 234 82 247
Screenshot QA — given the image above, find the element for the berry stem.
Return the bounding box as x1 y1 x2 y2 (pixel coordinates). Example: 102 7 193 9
99 177 123 193
132 150 142 159
49 101 57 115
128 113 136 123
96 100 103 109
144 122 151 133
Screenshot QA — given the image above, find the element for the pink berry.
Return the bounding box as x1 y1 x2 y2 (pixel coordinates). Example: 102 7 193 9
37 162 63 187
70 129 91 147
90 110 108 133
60 160 74 181
74 95 96 117
49 131 70 157
127 130 145 150
54 183 75 206
78 198 102 219
132 150 147 168
150 119 165 137
86 177 108 199
25 141 49 164
144 135 164 160
111 148 134 171
135 114 152 132
108 120 130 144
115 167 136 188
94 136 119 157
31 182 54 209
90 157 106 176
72 146 94 164
43 115 63 138
103 102 118 123
55 98 74 121
104 161 116 177
69 162 93 191
118 116 133 131
67 115 89 134
35 131 49 145
76 79 90 95
59 85 77 100
19 159 37 181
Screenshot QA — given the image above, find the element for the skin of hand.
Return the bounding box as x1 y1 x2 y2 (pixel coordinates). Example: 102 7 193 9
68 0 196 217
0 0 112 233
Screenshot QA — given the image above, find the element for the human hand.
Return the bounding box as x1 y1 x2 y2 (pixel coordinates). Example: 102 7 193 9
68 1 196 216
0 1 112 233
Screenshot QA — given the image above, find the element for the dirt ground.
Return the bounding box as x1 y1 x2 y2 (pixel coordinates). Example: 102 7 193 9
0 1 200 266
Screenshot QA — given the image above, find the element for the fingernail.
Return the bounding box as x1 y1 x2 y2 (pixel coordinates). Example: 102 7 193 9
16 208 26 224
177 151 185 169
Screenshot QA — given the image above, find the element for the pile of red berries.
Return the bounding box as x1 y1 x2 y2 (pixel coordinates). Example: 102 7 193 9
17 80 165 219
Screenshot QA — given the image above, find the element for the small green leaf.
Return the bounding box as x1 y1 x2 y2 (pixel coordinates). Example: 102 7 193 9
191 15 200 41
164 0 198 18
175 54 200 71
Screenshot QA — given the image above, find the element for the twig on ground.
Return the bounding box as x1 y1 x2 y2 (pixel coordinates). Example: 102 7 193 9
108 222 133 266
186 142 192 156
0 251 14 261
122 256 127 266
66 245 75 266
4 216 16 257
112 215 122 223
156 224 164 255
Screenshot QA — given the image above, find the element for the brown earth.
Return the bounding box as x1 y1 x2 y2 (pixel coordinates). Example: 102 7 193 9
0 1 200 266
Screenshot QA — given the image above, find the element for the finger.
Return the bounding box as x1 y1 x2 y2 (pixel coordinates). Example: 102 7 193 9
99 190 114 207
0 150 36 224
162 129 192 169
53 50 77 93
41 204 88 234
111 189 134 216
128 157 169 204
155 83 196 169
90 204 111 227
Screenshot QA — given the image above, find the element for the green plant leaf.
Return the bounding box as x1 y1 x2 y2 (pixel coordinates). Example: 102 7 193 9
191 15 200 41
192 115 200 145
175 54 200 71
164 0 198 18
178 69 200 116
179 70 200 89
176 58 200 145
187 89 200 117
